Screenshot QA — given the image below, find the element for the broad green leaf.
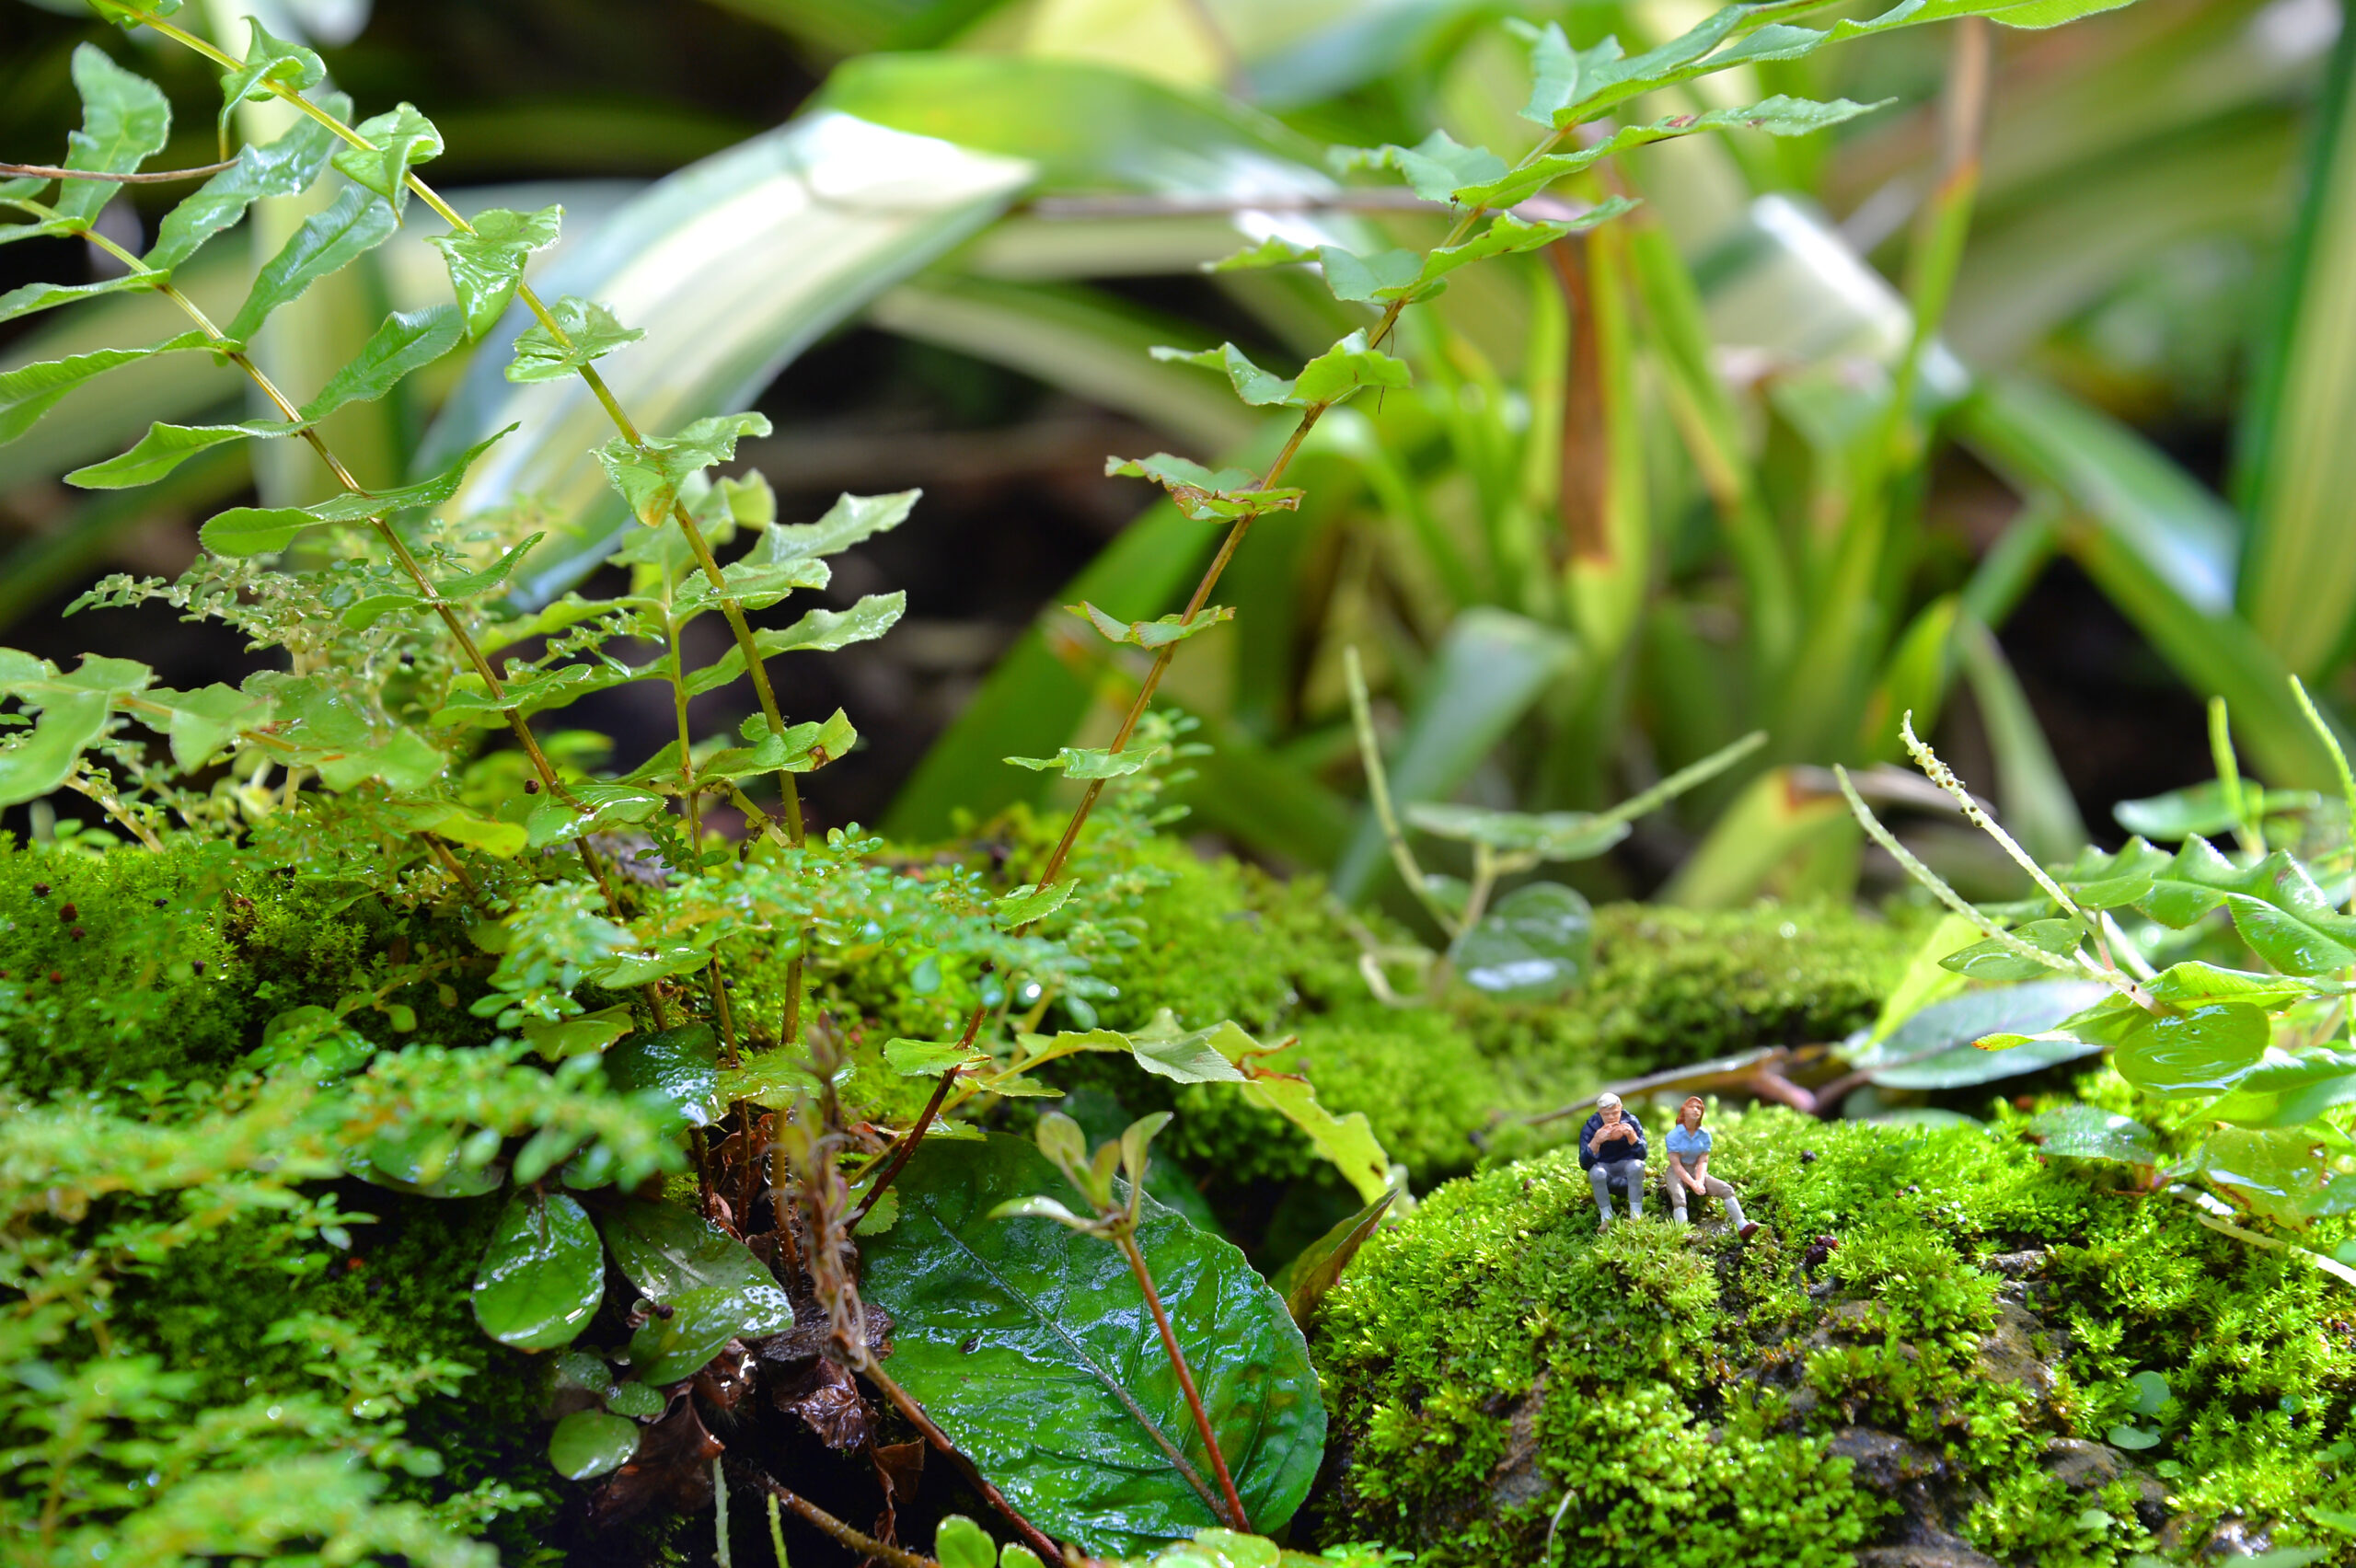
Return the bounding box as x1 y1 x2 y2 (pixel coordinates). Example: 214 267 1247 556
226 183 398 342
596 1198 791 1336
55 46 170 226
2185 1125 2356 1227
350 1120 503 1198
548 1410 640 1481
0 272 165 329
606 1381 664 1418
331 102 443 213
1849 980 2110 1089
215 17 322 149
66 419 291 490
0 331 218 446
603 1024 726 1127
1205 236 1319 273
1937 918 2085 981
1454 882 1595 999
2053 836 2356 973
431 661 636 727
2027 1105 2160 1166
509 296 645 385
885 1038 990 1077
431 205 563 340
472 1190 604 1351
669 548 828 617
2115 781 2321 841
629 1284 754 1383
2208 1049 2356 1128
0 688 110 807
596 412 769 525
1104 454 1302 521
1415 211 1616 286
2112 1003 2270 1098
678 593 906 697
1469 98 1886 208
1273 1189 1394 1328
1151 330 1408 409
2107 1424 2161 1452
199 427 511 556
2144 963 2316 1010
1403 803 1629 861
1070 601 1235 650
860 1134 1324 1557
1316 247 1430 306
145 96 347 271
691 709 859 781
936 1516 997 1568
147 682 269 770
1332 129 1505 203
1005 744 1166 780
757 487 919 560
2128 1371 2172 1416
1011 1013 1253 1087
88 0 185 27
521 1007 634 1063
304 306 465 421
996 880 1075 929
343 536 544 629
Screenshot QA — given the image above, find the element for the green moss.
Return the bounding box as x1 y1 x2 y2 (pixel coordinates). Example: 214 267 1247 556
1311 1104 2356 1566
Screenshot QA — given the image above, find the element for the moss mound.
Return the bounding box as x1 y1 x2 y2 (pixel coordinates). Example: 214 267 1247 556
1311 1103 2356 1567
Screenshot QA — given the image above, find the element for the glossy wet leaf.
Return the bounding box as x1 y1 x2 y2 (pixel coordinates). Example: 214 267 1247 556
860 1133 1324 1558
607 1381 664 1419
332 102 443 213
629 1285 753 1384
1070 601 1236 650
214 17 322 148
996 880 1075 929
603 1024 723 1128
2204 1048 2356 1129
1006 744 1167 780
54 47 169 227
2145 963 2316 1010
1850 980 2110 1089
431 205 562 339
1937 918 2084 981
549 1410 641 1481
303 306 465 421
199 427 512 556
225 183 399 343
510 297 644 385
2184 1126 2356 1227
0 331 220 446
2112 1004 2270 1098
596 1199 791 1337
2057 836 2356 974
472 1190 604 1351
1454 882 1594 999
885 1038 989 1077
936 1516 997 1568
145 98 346 271
1104 455 1302 522
2027 1105 2160 1166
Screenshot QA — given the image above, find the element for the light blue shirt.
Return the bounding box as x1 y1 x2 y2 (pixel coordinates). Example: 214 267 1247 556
1665 1124 1712 1167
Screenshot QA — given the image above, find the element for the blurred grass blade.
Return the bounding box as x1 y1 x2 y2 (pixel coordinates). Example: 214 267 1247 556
1961 375 2346 789
1958 614 2087 861
1332 606 1577 903
2235 17 2356 676
870 277 1262 453
426 113 1034 605
0 446 250 627
1659 767 1858 908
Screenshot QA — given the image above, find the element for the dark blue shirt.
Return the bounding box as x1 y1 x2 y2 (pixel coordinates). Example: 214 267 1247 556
1578 1110 1646 1170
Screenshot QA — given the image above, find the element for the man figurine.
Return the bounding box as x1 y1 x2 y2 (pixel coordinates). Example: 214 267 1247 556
1578 1091 1646 1229
1665 1094 1759 1240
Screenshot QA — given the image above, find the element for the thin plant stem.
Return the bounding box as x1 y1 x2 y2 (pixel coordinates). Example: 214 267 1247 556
1344 645 1452 937
1117 1231 1249 1532
712 1457 733 1568
858 1361 1063 1562
765 1491 790 1568
724 1461 937 1568
846 1066 962 1228
0 157 238 182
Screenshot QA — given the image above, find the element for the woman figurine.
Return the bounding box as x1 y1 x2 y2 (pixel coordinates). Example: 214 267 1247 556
1664 1095 1759 1240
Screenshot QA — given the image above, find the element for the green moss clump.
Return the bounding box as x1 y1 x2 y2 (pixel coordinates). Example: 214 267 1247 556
1312 1103 2356 1566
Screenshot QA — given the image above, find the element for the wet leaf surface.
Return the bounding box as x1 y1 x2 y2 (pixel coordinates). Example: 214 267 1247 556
472 1190 604 1350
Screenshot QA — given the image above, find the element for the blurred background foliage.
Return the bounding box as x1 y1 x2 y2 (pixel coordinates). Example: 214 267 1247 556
1 0 2349 928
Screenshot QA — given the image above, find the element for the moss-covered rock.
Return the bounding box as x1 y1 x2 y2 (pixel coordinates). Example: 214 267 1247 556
1310 1103 2356 1567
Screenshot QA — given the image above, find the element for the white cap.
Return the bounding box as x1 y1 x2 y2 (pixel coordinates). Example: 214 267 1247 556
1596 1092 1623 1111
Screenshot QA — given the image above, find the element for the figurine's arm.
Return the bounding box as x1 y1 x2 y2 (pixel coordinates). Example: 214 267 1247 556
1686 1153 1710 1192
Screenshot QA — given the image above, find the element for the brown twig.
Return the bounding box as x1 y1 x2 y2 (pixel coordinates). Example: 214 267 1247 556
860 1359 1064 1563
1 157 238 183
1117 1234 1249 1531
724 1458 939 1568
847 1065 964 1228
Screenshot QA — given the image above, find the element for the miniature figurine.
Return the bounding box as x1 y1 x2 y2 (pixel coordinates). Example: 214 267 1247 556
1664 1094 1759 1240
1578 1091 1646 1229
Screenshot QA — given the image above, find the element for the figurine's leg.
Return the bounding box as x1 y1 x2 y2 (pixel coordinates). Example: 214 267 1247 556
1667 1169 1688 1223
1588 1163 1616 1226
1621 1161 1644 1219
1709 1178 1749 1231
